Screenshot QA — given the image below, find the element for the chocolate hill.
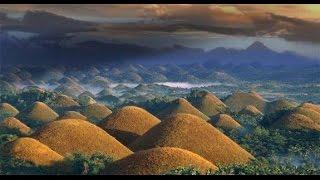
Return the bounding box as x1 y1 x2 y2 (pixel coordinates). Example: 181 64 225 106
265 99 298 114
52 94 80 109
272 103 320 131
187 90 227 117
59 111 88 121
157 98 210 121
239 105 263 116
81 103 112 123
99 106 161 145
130 113 254 165
103 147 217 175
18 102 59 127
78 94 97 106
0 117 32 136
1 137 64 166
301 103 320 114
0 103 19 118
272 113 320 131
32 119 133 159
293 106 320 124
224 91 266 113
210 114 242 130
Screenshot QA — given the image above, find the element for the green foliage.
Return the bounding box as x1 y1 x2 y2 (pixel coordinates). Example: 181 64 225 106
60 153 113 175
0 156 47 175
140 96 174 115
97 95 121 108
213 158 320 175
166 158 320 175
226 127 287 157
165 167 214 175
0 152 114 175
229 111 263 128
0 112 12 121
0 89 56 111
0 134 18 146
261 109 292 127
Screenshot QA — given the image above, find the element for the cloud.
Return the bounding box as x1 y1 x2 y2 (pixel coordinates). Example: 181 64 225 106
1 4 320 43
268 13 320 43
141 4 254 28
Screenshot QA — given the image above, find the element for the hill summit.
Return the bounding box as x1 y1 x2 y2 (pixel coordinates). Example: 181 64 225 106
224 91 266 113
99 106 161 145
0 103 19 118
157 98 210 121
18 101 59 127
187 90 227 117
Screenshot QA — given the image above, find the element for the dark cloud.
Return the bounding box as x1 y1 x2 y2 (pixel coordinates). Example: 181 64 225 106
1 5 320 43
1 10 97 35
268 14 320 43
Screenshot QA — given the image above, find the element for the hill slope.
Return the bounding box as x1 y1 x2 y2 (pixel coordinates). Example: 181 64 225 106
130 113 254 165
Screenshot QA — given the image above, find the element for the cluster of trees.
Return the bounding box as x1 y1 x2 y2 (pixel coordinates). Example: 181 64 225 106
0 88 56 111
0 152 113 175
167 158 320 175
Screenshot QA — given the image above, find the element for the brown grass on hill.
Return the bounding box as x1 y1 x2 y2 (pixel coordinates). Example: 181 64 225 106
239 105 263 116
18 101 59 125
189 91 227 117
265 99 298 114
130 113 254 165
103 147 217 175
0 103 19 117
300 103 320 114
157 98 210 121
272 113 320 131
1 137 64 166
99 106 161 145
0 117 32 136
52 94 80 108
292 107 320 124
81 103 112 122
210 114 241 130
32 119 133 160
59 111 87 121
224 91 266 113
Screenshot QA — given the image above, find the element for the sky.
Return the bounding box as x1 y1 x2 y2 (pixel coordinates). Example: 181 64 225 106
1 4 320 59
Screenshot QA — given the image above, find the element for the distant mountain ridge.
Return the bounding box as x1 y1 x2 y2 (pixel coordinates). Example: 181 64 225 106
1 31 319 68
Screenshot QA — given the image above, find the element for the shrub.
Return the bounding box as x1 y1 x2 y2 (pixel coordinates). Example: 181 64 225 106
0 152 114 175
213 158 320 175
165 167 214 175
61 153 113 175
